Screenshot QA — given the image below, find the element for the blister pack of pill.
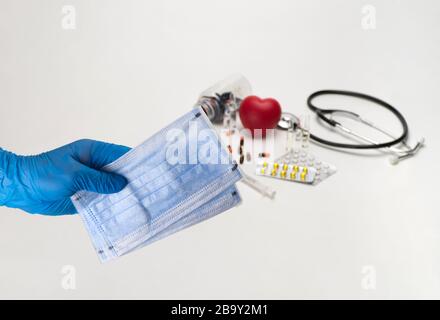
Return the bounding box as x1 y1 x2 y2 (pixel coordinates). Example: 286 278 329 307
256 149 337 185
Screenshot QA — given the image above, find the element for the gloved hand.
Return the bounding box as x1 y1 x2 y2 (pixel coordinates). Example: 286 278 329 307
0 139 130 216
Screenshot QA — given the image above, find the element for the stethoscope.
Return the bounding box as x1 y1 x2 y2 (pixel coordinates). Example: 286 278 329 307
277 90 424 164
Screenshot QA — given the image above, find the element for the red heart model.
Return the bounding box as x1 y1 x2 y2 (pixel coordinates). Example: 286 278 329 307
239 95 282 136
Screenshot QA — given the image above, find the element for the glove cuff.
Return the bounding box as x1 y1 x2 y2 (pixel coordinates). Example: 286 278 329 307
0 148 18 206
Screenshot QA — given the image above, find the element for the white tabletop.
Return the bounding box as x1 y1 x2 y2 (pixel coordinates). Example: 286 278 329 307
0 0 439 299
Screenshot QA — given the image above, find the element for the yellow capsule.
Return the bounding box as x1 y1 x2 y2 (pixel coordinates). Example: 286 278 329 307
273 163 279 170
260 168 266 175
302 167 308 174
283 164 288 171
263 162 268 168
271 169 277 176
280 170 287 178
293 165 299 172
290 171 297 180
300 171 307 181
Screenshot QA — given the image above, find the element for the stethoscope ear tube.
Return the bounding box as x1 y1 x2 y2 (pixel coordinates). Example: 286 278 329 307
315 110 340 127
306 90 409 150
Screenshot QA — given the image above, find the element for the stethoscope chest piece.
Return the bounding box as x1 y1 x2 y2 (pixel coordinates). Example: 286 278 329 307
277 112 300 130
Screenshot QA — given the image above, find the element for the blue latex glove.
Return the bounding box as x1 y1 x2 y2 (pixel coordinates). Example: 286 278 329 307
0 139 130 215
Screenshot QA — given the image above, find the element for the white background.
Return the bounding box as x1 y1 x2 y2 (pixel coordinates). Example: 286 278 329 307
0 0 439 299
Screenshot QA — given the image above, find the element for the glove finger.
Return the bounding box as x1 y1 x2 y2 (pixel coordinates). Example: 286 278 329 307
19 198 77 216
43 198 78 215
73 166 128 194
71 139 131 169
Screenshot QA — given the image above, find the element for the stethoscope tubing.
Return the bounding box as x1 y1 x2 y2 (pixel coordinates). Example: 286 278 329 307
306 90 409 150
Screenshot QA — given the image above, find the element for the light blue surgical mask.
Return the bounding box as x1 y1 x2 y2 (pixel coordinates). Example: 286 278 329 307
72 108 242 262
143 185 241 246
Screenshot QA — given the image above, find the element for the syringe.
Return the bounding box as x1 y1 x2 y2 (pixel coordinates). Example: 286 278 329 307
240 171 276 200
